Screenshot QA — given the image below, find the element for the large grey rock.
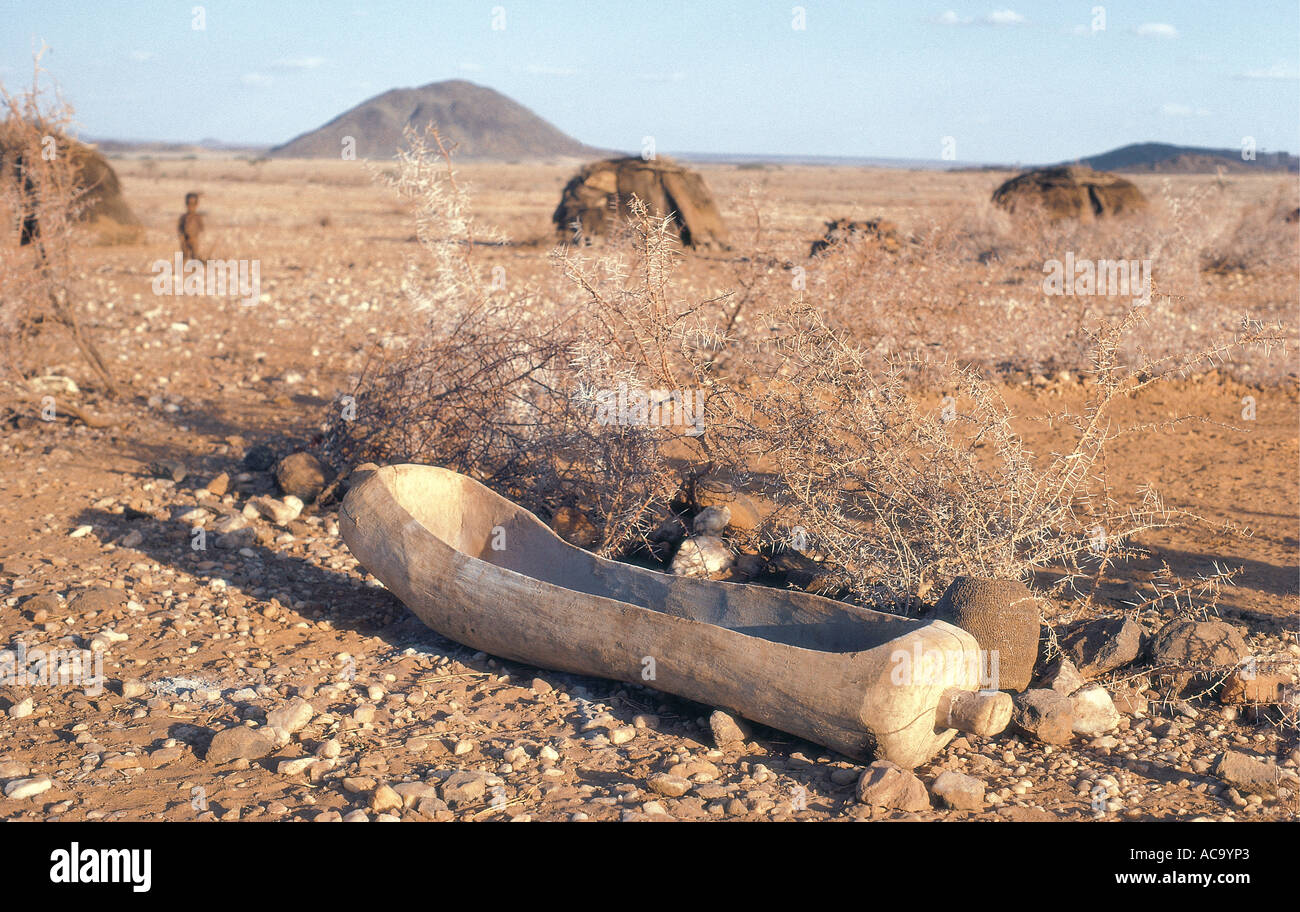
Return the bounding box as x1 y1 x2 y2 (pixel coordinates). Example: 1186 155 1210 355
1151 619 1248 666
1012 688 1074 744
1151 619 1250 698
856 760 930 811
1060 615 1143 676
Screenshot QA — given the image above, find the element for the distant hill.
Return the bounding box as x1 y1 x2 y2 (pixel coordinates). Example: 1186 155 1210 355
89 137 268 157
269 80 604 161
1065 142 1298 174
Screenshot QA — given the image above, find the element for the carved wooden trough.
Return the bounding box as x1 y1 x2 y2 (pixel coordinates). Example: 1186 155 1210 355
339 464 1010 768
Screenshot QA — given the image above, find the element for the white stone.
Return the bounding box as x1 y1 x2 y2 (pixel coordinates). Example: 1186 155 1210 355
1071 684 1121 736
4 776 52 799
692 505 731 535
671 535 734 578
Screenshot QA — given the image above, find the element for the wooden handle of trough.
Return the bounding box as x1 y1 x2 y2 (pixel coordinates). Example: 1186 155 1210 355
937 688 1012 737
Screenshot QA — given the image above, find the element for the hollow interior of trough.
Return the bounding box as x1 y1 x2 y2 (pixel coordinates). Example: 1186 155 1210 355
390 467 924 654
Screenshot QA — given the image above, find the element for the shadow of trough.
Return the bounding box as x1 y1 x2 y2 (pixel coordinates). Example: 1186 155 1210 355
72 503 840 769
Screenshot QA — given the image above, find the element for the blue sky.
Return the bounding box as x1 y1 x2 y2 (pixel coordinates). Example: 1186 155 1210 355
2 0 1297 161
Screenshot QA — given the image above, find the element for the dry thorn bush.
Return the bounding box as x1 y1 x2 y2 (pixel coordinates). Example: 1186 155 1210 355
0 49 120 415
326 127 1288 621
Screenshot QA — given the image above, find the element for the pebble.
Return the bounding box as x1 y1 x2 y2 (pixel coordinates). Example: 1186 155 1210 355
648 773 692 797
206 725 276 764
1071 684 1121 736
692 505 731 534
931 770 986 811
708 710 749 747
352 705 376 724
856 761 929 811
267 697 315 733
277 758 314 777
370 784 403 813
441 770 487 804
670 535 734 578
3 776 52 799
829 767 859 786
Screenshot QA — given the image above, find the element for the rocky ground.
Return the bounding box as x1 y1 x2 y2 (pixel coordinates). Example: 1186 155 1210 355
0 398 1295 822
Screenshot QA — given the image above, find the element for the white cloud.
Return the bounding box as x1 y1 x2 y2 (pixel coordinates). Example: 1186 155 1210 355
1238 62 1300 80
1159 103 1210 117
129 50 154 62
241 72 274 88
934 10 971 26
272 56 325 70
458 62 485 73
933 9 1024 27
984 9 1025 25
1136 23 1178 39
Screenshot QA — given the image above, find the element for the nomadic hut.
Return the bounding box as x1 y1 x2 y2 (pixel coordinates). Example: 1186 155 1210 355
553 156 729 249
991 165 1147 220
0 127 139 242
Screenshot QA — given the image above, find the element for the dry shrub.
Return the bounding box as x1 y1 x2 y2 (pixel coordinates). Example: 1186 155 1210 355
327 126 1287 617
0 50 120 404
324 128 715 555
1200 183 1300 275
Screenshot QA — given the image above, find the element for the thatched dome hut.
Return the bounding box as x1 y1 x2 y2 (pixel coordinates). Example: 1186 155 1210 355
0 127 139 241
992 165 1147 220
553 156 728 249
